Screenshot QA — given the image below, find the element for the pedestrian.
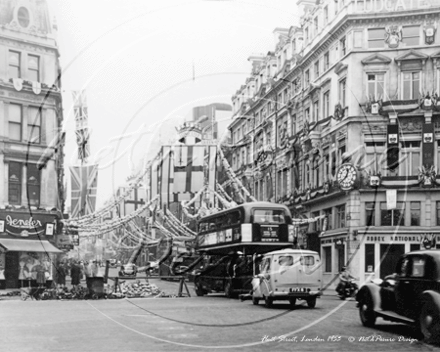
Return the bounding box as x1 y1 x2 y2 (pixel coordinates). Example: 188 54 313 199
91 260 101 277
70 261 81 288
56 262 67 289
84 261 93 278
35 262 47 289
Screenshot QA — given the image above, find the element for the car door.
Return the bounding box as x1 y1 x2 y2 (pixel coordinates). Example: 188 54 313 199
298 253 322 289
272 253 297 291
395 254 426 319
258 256 273 297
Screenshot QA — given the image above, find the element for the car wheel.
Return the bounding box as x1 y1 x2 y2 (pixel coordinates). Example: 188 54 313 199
224 279 235 298
307 298 317 308
264 296 273 308
359 292 376 327
194 278 205 297
289 298 296 308
252 297 259 305
420 299 440 344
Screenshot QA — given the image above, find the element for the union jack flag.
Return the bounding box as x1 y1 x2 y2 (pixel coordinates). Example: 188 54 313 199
70 164 98 218
75 128 90 161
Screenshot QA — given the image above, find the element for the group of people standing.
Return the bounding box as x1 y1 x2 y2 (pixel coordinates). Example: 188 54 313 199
55 260 103 289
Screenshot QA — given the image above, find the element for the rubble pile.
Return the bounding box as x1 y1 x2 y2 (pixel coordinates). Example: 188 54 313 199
117 280 162 298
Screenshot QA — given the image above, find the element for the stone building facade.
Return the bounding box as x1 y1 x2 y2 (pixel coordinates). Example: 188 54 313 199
228 0 440 288
0 0 64 288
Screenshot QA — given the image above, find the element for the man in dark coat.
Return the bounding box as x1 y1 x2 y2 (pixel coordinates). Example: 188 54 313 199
70 262 81 288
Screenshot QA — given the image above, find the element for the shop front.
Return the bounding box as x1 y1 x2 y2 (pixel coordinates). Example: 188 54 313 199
0 209 63 289
357 232 439 282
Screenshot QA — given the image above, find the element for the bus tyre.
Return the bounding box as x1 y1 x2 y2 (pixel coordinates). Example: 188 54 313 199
264 296 273 308
252 297 259 305
289 298 296 308
224 279 235 298
307 297 316 308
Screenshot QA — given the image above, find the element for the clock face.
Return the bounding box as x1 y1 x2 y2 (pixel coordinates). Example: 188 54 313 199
337 164 357 190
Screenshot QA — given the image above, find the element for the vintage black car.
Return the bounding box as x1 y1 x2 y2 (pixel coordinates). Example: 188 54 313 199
356 249 440 344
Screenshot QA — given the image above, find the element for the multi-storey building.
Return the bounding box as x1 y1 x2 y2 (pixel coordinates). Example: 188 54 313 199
228 0 440 288
0 0 64 288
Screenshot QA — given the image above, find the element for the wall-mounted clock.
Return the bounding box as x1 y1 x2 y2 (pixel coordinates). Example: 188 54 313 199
337 163 357 191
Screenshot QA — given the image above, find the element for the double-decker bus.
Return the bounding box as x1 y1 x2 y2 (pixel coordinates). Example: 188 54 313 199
193 202 295 297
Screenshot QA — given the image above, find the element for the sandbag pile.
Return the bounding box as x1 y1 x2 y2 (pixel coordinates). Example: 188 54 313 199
117 280 162 298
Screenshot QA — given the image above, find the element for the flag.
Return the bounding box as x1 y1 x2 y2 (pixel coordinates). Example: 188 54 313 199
70 164 98 218
75 128 90 161
172 145 217 205
160 146 173 208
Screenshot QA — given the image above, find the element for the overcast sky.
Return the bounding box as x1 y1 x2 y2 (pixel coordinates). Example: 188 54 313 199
46 0 300 208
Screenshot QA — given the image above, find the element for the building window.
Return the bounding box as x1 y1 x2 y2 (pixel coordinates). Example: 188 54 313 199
324 6 329 25
368 28 385 49
8 162 22 205
291 114 296 135
365 202 375 226
324 51 330 71
305 28 309 45
336 204 346 228
305 69 310 87
17 7 30 28
323 90 330 118
367 73 385 100
27 164 41 207
402 71 420 100
323 246 332 273
334 0 339 14
399 141 420 176
339 78 347 106
9 51 21 78
365 141 386 174
314 60 320 79
28 55 40 82
365 244 375 272
403 25 420 46
436 201 440 225
9 103 22 141
340 37 346 56
380 202 405 226
28 106 41 144
304 107 310 122
313 100 319 122
312 211 320 232
410 201 420 226
324 207 332 230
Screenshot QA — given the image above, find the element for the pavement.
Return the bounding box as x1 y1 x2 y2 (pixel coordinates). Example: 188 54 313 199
0 276 339 301
0 276 194 301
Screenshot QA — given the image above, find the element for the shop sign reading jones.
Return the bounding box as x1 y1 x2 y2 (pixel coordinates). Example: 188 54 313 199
354 0 437 13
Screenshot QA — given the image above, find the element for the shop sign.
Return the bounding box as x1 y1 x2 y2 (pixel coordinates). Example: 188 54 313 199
3 214 50 237
354 0 435 13
365 235 440 242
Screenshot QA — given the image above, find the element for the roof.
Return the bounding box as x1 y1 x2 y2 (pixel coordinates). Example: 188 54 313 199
198 202 290 220
0 238 62 253
264 248 319 256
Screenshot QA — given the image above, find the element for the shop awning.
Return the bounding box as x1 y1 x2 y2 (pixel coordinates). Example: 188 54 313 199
0 239 63 253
